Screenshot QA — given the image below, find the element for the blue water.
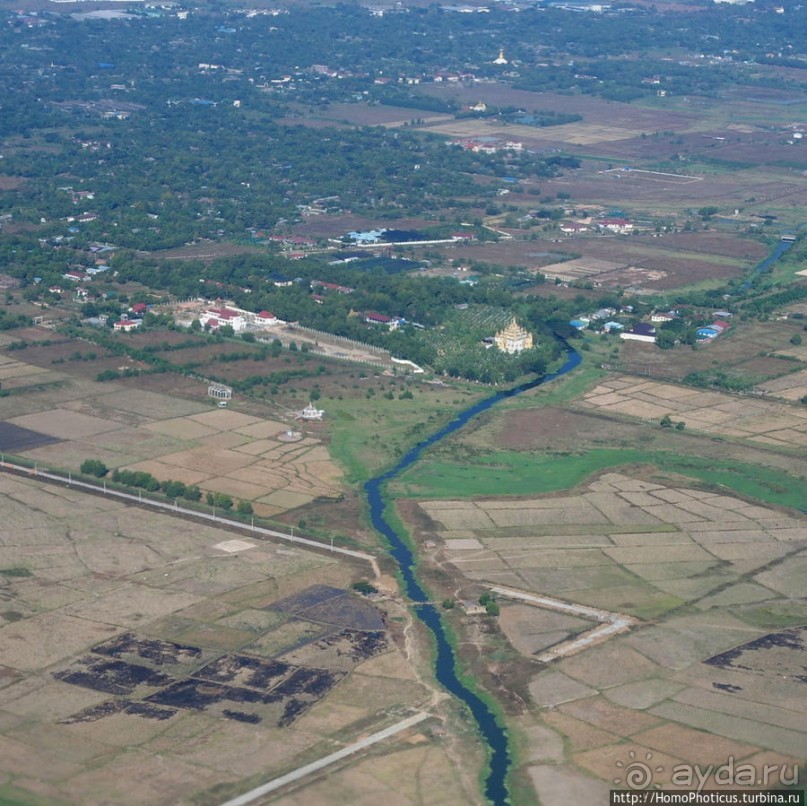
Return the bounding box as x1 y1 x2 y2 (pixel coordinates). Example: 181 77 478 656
364 347 582 805
740 239 794 291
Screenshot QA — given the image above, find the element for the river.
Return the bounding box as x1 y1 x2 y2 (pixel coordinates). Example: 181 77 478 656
740 238 795 291
364 347 582 805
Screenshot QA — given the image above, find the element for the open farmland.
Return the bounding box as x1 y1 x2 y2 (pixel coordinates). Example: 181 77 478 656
579 375 807 450
0 473 477 806
0 337 347 519
442 231 767 292
404 472 807 801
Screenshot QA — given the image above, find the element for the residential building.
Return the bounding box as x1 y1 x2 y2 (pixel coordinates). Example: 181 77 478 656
620 323 657 343
113 318 142 332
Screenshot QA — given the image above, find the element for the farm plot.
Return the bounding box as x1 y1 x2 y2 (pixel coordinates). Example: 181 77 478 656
425 117 643 148
0 358 344 516
542 236 751 291
418 471 807 620
579 375 807 450
617 319 807 386
409 471 807 797
0 474 437 806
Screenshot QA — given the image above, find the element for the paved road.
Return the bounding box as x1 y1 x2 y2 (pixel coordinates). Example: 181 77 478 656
220 712 432 806
491 585 639 662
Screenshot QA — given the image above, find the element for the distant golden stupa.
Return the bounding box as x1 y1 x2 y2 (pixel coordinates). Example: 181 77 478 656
493 48 508 66
494 318 533 354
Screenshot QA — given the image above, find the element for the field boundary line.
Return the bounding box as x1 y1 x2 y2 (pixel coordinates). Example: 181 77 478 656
0 459 380 578
490 585 639 661
219 711 432 805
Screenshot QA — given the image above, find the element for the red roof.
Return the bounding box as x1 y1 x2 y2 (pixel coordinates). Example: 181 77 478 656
209 308 238 319
366 311 392 323
258 310 275 319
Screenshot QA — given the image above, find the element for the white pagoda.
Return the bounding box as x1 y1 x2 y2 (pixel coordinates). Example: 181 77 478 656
297 402 324 420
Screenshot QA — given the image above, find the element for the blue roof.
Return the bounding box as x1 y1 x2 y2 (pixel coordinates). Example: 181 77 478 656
697 327 719 338
570 319 587 329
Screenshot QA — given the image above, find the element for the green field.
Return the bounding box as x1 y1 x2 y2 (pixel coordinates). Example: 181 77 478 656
326 386 487 482
392 447 807 511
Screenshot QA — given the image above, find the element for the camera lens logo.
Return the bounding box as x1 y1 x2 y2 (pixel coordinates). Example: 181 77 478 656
614 751 664 790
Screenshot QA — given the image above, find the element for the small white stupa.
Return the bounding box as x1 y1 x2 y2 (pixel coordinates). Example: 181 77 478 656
297 402 324 421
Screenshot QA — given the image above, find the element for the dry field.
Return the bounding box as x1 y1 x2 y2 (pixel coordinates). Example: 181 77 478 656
423 117 645 148
0 474 467 806
544 154 807 222
444 231 763 292
757 368 807 402
0 351 344 518
617 319 807 384
411 472 807 802
579 375 807 450
420 87 694 134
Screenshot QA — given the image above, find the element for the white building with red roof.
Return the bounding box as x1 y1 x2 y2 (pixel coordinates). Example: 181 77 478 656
113 318 142 333
256 310 278 326
199 305 248 332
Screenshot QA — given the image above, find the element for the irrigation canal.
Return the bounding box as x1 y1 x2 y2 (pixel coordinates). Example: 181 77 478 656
364 347 582 805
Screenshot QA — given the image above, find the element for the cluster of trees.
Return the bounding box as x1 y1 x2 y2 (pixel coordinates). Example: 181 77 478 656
683 370 754 393
478 591 500 617
109 467 203 501
79 458 257 513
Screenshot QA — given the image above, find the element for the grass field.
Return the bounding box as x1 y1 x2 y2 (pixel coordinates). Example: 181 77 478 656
394 447 807 511
326 385 487 482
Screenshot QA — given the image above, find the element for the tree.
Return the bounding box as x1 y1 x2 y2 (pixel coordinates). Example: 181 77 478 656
660 414 673 428
183 485 202 502
352 580 378 595
237 499 254 516
162 480 187 498
80 459 108 477
790 334 803 346
485 601 500 617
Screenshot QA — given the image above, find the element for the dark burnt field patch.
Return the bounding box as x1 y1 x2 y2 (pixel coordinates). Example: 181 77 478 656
143 665 346 726
61 700 177 724
268 583 386 631
0 422 59 453
704 624 807 683
92 632 202 668
280 629 389 672
268 583 346 615
54 658 173 696
53 586 390 728
195 654 292 689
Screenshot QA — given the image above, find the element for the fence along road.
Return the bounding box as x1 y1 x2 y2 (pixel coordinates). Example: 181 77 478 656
0 459 381 578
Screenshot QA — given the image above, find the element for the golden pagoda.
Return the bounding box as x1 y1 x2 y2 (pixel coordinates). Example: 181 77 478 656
494 318 533 354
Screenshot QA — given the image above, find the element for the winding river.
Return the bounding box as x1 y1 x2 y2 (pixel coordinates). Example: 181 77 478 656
364 347 582 805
